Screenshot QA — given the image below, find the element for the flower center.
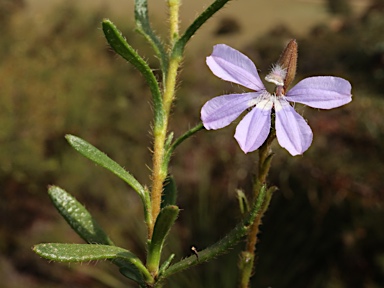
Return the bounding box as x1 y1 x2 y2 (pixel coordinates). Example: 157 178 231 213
275 85 285 97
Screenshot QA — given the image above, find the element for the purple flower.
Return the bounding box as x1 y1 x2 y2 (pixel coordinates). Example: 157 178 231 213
201 44 352 156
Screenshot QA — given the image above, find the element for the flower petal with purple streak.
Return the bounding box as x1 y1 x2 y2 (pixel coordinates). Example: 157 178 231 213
206 44 265 91
285 76 352 109
274 98 313 155
234 99 273 153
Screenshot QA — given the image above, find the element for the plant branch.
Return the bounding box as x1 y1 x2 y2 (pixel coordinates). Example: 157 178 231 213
173 0 232 57
158 185 267 281
238 130 276 288
134 0 169 84
163 123 204 168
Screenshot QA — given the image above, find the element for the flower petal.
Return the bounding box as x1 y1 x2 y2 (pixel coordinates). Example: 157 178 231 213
285 76 352 109
234 98 273 153
201 92 261 130
275 98 313 156
206 44 265 91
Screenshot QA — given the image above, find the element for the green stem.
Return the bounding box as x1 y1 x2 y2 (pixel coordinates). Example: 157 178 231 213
150 0 231 238
148 0 234 279
149 0 182 239
168 0 180 45
238 130 276 288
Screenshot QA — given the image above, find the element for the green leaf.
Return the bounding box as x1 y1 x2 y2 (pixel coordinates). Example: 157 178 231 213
119 265 145 285
65 135 146 201
48 185 114 245
33 243 153 283
34 243 131 262
161 175 177 208
173 0 231 57
147 205 179 274
65 134 152 227
102 19 164 129
134 0 168 81
158 253 175 277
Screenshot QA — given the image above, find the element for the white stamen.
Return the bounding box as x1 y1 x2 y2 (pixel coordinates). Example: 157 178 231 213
265 64 287 86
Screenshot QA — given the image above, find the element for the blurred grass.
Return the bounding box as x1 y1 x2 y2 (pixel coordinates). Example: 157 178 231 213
1 0 384 287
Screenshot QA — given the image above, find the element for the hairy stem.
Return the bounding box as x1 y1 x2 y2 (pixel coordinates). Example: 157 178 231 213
168 0 180 45
238 130 276 288
150 0 182 239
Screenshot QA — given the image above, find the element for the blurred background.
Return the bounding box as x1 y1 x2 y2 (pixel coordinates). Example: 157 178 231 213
1 0 384 287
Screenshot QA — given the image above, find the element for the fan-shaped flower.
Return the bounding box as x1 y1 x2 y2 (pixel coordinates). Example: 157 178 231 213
201 44 352 156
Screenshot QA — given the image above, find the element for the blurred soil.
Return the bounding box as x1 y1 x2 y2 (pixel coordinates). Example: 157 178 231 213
24 0 369 53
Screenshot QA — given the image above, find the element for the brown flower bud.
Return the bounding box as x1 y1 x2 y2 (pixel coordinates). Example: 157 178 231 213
277 39 298 90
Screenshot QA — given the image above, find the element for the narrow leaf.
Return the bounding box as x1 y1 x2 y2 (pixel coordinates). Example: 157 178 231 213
102 19 164 128
119 265 145 285
236 189 249 214
158 253 175 277
33 243 153 283
147 205 179 273
34 243 134 262
65 135 146 201
173 0 231 57
161 175 177 208
134 0 168 80
48 185 114 245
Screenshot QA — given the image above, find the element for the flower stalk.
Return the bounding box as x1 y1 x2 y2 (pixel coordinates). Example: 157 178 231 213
238 41 298 287
238 131 275 288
